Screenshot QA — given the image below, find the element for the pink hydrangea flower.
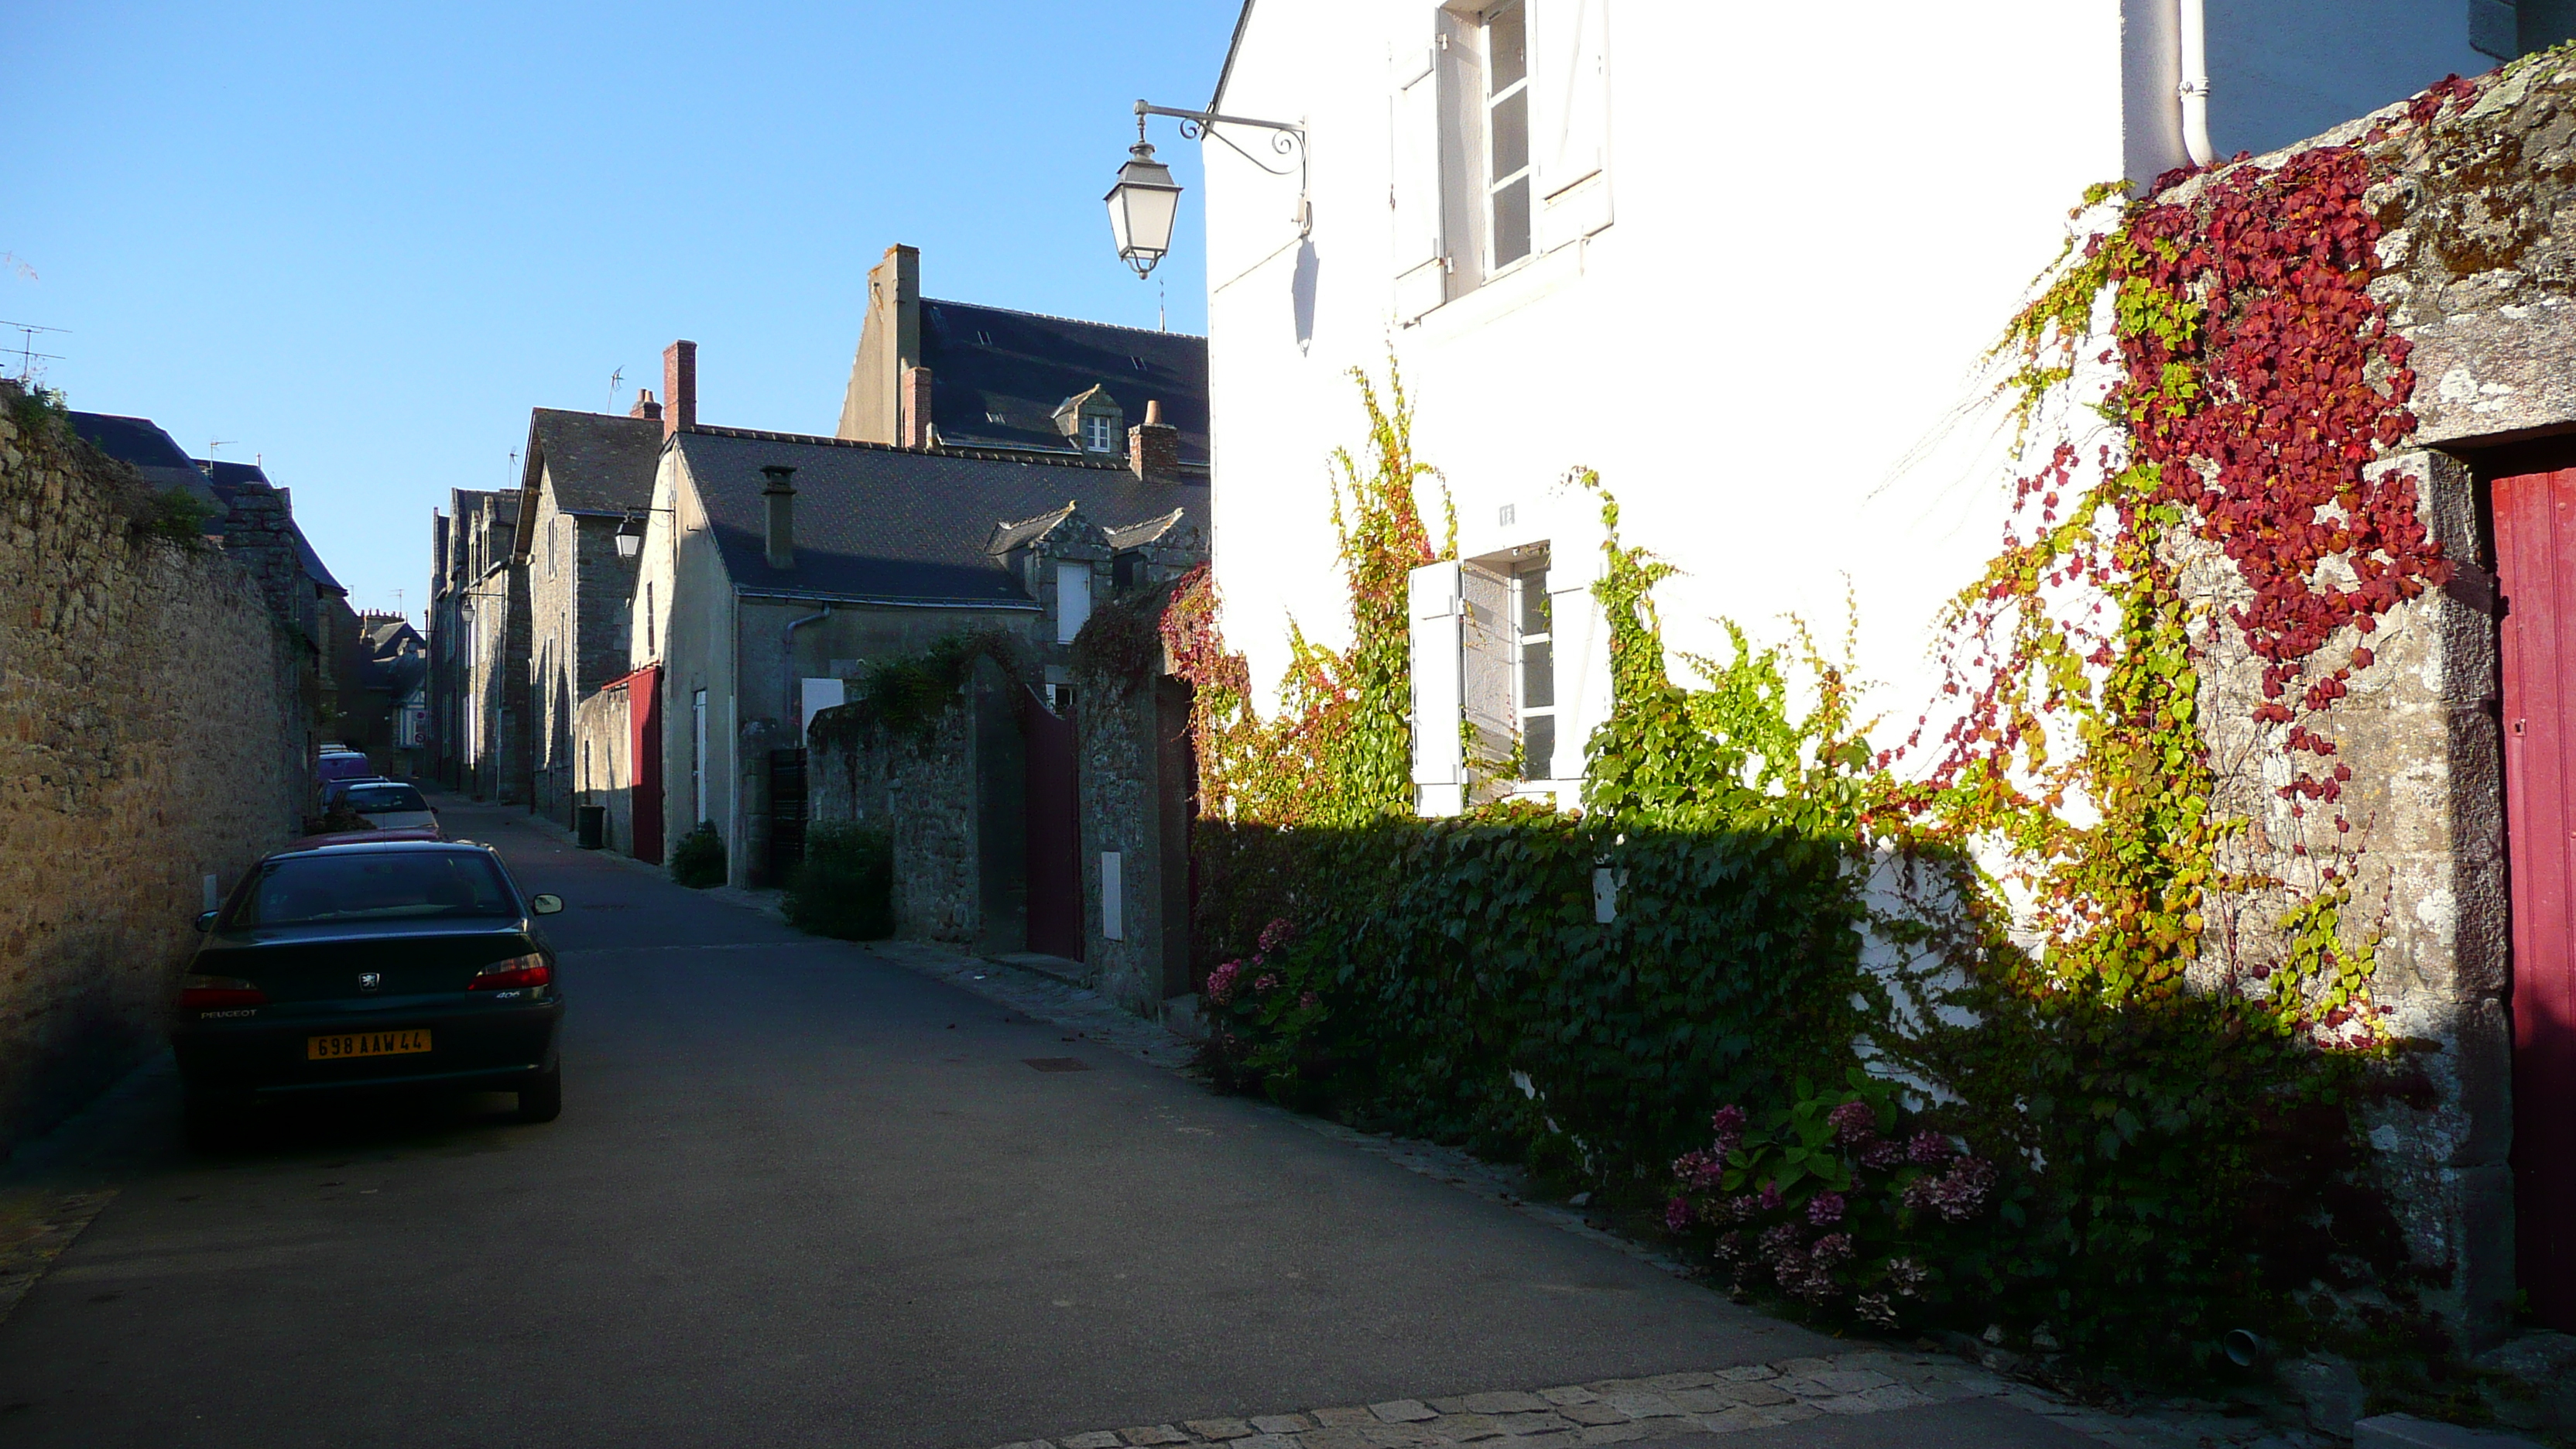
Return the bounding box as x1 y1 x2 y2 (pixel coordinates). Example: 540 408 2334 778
1664 1196 1694 1232
1827 1101 1875 1144
1204 961 1243 1005
1807 1191 1845 1226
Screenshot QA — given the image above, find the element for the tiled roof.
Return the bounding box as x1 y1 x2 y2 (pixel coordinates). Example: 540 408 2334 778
1103 509 1188 551
917 300 1208 465
673 426 1208 605
525 409 662 516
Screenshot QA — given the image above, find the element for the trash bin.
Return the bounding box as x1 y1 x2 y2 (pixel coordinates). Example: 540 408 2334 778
576 804 606 850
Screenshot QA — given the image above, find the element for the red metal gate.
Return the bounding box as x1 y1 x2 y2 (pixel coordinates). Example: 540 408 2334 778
1021 687 1082 961
630 665 664 866
2494 467 2576 1330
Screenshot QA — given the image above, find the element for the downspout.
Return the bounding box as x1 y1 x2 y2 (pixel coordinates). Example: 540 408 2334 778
783 605 833 783
2177 0 2215 167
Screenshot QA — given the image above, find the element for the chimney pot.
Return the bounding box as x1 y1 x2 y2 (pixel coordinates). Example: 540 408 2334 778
662 340 697 440
629 387 663 421
762 464 796 570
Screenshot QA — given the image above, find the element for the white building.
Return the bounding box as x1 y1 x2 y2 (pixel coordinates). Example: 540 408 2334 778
1193 0 2525 810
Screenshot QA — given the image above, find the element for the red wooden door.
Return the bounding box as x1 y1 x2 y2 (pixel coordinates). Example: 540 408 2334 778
1021 687 1082 961
2496 468 2576 1331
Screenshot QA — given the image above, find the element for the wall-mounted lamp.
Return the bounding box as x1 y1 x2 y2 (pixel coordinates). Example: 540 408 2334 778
1110 98 1307 279
614 512 644 561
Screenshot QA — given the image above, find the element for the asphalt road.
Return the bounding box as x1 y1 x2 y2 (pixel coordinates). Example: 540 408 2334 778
0 797 2095 1449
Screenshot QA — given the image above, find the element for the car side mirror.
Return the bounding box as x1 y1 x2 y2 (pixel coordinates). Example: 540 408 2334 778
529 894 564 916
194 909 218 933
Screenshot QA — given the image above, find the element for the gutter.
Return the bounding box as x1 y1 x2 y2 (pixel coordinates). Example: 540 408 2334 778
734 587 1040 611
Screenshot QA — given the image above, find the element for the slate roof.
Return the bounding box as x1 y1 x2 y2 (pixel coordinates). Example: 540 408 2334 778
674 426 1208 605
67 411 227 517
917 300 1209 465
523 408 663 516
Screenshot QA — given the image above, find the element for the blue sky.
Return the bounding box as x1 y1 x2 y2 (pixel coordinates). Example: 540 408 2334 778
5 1 1241 619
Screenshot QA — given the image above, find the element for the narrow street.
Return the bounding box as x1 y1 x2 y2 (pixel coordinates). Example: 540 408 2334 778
0 797 2096 1449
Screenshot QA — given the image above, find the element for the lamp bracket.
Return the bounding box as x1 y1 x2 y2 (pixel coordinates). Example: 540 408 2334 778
1134 99 1310 215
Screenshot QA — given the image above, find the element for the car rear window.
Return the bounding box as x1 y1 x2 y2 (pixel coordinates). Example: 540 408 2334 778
229 852 516 926
343 784 427 813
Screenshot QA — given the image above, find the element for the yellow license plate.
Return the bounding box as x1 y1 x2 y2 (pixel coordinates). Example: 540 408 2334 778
307 1029 432 1061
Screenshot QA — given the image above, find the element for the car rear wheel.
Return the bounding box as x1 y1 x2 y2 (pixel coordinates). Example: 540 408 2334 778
515 1061 560 1123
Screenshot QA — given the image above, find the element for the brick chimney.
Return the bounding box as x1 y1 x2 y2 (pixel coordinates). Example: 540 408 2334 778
761 465 796 570
899 365 933 449
629 387 662 421
662 340 697 440
1128 399 1179 482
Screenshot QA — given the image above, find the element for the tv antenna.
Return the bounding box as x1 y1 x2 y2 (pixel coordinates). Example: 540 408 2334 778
207 440 238 463
608 365 625 413
0 320 67 382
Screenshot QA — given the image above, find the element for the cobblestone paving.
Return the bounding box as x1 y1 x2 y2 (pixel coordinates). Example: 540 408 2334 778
982 1349 2328 1449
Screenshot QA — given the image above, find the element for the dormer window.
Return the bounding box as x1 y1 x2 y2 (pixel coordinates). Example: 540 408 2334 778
1052 383 1123 453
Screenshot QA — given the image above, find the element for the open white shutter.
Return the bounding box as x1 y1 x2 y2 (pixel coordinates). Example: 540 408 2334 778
1410 560 1464 815
1533 0 1612 251
1390 41 1448 322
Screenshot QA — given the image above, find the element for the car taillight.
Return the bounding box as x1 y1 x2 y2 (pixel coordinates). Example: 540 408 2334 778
469 954 551 991
180 974 267 1009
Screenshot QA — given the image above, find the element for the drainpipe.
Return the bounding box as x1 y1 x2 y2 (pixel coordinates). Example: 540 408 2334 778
2178 0 2215 167
785 602 833 740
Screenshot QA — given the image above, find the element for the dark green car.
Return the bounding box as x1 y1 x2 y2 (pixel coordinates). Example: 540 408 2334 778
174 841 566 1141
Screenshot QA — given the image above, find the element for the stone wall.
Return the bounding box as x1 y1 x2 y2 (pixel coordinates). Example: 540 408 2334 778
2180 450 2513 1345
528 491 639 827
807 674 988 944
0 390 300 1153
572 682 631 855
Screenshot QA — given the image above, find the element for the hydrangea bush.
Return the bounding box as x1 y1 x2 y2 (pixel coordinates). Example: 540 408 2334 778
1667 1074 1995 1330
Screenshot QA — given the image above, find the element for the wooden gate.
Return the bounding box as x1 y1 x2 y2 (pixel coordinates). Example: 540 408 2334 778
1021 687 1082 961
2493 466 2576 1331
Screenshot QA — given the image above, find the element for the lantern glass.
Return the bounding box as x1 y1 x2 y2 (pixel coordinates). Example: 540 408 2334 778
1106 142 1181 276
614 514 643 560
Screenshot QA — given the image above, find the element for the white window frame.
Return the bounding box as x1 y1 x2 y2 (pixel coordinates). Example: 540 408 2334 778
1482 0 1534 273
1083 414 1114 452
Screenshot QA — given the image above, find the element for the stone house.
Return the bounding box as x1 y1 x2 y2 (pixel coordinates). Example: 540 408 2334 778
834 242 1209 476
623 399 1208 933
510 401 660 827
355 613 428 776
427 486 527 801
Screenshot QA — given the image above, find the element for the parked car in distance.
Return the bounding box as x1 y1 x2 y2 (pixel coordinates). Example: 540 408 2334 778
337 780 440 835
316 752 375 787
174 841 566 1142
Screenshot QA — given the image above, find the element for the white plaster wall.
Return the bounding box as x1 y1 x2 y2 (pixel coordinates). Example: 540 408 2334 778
1203 0 2491 777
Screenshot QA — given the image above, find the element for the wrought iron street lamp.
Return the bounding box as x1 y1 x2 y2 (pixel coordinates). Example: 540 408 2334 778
614 511 644 561
1110 99 1307 278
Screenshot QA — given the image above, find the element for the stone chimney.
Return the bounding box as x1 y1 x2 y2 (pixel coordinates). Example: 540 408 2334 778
663 340 697 440
761 465 797 570
1128 399 1180 482
629 387 663 421
899 365 933 449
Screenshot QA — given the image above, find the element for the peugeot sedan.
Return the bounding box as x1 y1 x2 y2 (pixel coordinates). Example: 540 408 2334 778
174 841 565 1141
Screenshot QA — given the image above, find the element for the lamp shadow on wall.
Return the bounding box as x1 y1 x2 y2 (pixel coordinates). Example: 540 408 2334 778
1293 238 1320 355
